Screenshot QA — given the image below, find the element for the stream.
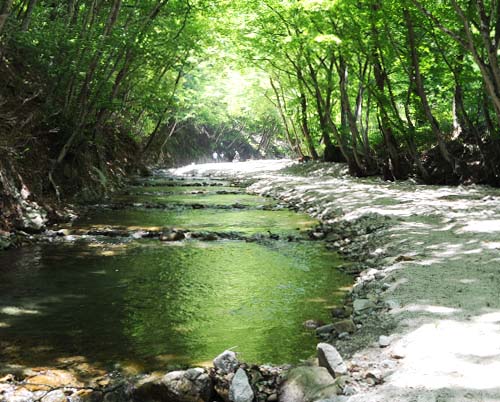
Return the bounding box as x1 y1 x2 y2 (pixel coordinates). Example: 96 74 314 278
0 172 351 374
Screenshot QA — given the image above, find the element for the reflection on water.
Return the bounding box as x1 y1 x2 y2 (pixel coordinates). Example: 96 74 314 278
0 180 351 371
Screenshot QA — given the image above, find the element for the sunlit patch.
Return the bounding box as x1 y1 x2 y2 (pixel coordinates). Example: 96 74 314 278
55 356 87 364
459 279 477 284
462 248 482 254
390 319 500 390
31 345 54 353
193 360 213 368
306 297 327 303
404 304 460 315
100 250 119 257
0 322 11 328
154 354 185 363
119 361 144 376
474 312 500 323
460 219 500 233
1 306 39 316
173 325 193 334
482 241 500 249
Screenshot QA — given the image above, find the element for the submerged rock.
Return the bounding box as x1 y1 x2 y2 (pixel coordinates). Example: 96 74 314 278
160 230 186 241
229 368 253 402
303 319 325 330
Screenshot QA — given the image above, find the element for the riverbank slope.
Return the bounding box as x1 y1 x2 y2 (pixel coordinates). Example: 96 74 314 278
171 159 500 402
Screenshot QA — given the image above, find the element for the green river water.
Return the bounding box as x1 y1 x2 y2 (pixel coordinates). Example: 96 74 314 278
0 175 351 373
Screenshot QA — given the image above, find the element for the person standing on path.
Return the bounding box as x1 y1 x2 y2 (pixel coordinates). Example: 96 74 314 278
212 151 218 163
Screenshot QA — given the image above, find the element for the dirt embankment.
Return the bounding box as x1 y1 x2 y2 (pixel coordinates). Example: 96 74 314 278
0 49 145 246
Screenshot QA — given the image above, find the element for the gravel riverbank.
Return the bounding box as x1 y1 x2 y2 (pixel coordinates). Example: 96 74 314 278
171 159 500 402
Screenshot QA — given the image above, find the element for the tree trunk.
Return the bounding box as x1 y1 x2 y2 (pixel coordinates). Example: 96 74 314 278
269 77 298 156
404 8 455 171
0 0 14 35
295 68 319 159
21 0 37 31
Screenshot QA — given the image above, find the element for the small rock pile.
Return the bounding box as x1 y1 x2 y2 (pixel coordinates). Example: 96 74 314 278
133 350 286 402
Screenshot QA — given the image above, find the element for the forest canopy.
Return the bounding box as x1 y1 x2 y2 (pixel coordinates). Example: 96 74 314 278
1 0 500 190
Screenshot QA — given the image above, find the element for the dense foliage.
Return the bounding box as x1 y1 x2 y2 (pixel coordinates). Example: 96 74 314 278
1 0 500 187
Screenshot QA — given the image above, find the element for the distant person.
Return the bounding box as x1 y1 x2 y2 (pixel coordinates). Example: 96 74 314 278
220 152 225 161
233 150 240 162
212 151 218 163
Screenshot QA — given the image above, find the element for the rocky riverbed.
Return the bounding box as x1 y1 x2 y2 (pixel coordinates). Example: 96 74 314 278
170 160 500 402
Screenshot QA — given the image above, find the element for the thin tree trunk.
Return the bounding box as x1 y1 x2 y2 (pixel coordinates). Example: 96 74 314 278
0 0 14 35
269 77 297 155
21 0 37 31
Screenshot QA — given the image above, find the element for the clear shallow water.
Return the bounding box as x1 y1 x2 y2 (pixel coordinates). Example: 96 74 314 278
74 208 313 235
113 191 276 207
0 177 351 372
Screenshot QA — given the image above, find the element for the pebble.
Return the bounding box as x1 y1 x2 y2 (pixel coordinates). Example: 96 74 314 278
378 335 391 348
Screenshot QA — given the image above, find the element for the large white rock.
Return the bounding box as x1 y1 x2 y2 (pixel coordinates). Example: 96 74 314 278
317 343 348 378
229 368 254 402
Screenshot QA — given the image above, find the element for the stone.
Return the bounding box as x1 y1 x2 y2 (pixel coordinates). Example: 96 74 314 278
229 368 253 402
279 367 340 402
0 386 35 402
343 385 357 396
21 208 47 233
185 368 205 381
160 231 185 241
330 308 349 319
0 235 12 250
365 369 383 384
304 319 324 329
41 390 67 402
352 299 375 313
378 335 391 348
317 343 348 378
72 389 104 402
213 350 239 374
24 369 83 391
133 369 212 402
385 299 400 310
315 324 335 335
331 319 356 334
267 394 278 401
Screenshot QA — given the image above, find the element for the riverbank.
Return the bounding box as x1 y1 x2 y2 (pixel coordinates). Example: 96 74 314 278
171 160 500 401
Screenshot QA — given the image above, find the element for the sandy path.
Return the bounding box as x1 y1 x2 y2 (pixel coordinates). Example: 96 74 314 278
170 160 500 402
